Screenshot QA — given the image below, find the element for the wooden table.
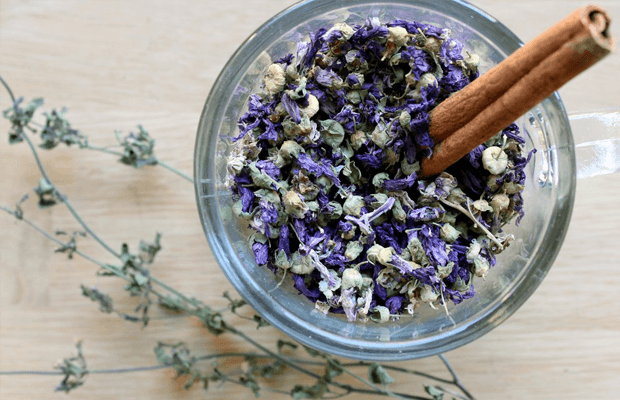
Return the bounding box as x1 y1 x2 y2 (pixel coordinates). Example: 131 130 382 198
1 1 619 399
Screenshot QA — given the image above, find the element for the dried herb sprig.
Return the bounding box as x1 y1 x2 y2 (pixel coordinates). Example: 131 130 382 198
0 77 476 400
0 77 193 184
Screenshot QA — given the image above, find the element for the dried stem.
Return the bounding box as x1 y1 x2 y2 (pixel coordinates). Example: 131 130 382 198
84 144 194 183
439 354 476 400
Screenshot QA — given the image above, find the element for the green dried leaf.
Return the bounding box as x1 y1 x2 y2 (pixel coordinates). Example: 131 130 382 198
302 345 325 358
116 125 157 168
253 314 270 329
183 372 202 390
196 307 227 335
40 108 87 149
291 379 328 399
139 233 162 264
424 384 445 400
223 291 247 313
2 97 43 144
368 363 394 386
55 341 88 393
154 342 197 377
80 285 114 314
239 375 261 397
276 339 298 353
55 231 86 259
319 119 345 148
323 358 343 382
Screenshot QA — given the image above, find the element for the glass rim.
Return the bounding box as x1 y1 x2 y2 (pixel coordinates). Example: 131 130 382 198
194 0 577 360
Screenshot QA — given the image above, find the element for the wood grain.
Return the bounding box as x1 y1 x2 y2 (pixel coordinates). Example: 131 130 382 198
1 1 619 399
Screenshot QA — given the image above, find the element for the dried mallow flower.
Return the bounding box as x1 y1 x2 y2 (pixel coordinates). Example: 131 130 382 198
225 18 533 322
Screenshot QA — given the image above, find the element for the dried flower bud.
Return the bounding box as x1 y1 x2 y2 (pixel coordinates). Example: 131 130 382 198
372 172 390 189
486 174 501 192
399 110 411 131
424 36 442 53
466 240 481 260
326 201 343 219
391 199 407 222
227 156 245 176
282 190 309 219
377 247 395 267
341 224 357 240
420 285 439 303
371 123 390 148
417 73 437 89
326 22 355 41
341 268 363 290
440 223 460 243
407 236 428 265
472 199 493 213
401 158 420 176
437 262 454 279
366 243 383 265
440 211 457 225
388 26 410 48
368 193 389 208
482 146 508 175
490 193 510 214
344 241 364 261
346 90 364 104
279 140 303 161
285 63 300 82
314 300 330 314
343 195 365 217
370 306 390 323
350 128 367 150
473 256 490 278
264 63 287 95
346 72 365 89
300 94 319 119
274 249 291 270
290 252 315 275
306 200 319 213
504 181 525 194
464 52 480 72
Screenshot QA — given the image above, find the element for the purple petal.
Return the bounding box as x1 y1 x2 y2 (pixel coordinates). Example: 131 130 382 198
382 173 418 191
386 295 405 314
278 224 290 255
252 241 269 265
255 159 281 180
291 274 322 301
259 200 279 224
239 186 255 213
281 92 301 124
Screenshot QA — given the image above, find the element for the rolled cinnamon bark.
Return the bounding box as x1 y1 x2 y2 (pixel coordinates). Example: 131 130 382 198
420 4 615 177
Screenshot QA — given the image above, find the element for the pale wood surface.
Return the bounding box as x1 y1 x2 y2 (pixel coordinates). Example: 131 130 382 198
1 1 619 399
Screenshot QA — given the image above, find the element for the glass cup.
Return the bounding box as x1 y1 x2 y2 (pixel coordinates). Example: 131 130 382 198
194 0 620 361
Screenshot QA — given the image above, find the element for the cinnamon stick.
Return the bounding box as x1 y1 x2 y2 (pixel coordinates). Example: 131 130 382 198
420 4 615 177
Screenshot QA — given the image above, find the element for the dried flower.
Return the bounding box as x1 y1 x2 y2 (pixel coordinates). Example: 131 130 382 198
482 146 508 174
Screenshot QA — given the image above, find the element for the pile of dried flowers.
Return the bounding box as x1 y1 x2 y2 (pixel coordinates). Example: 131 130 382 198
227 18 533 322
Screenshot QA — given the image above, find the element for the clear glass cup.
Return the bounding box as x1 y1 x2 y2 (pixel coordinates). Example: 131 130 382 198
194 0 620 361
